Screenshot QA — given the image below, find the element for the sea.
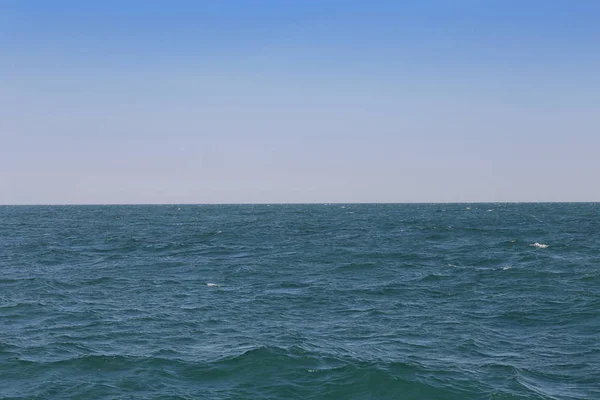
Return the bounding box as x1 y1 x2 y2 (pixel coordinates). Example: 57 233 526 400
1 203 598 399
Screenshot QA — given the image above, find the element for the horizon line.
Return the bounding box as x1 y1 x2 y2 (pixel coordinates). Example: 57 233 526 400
1 201 598 206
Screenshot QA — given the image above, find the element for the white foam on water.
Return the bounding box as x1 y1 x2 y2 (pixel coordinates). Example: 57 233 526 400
207 283 219 287
502 266 513 270
530 243 549 249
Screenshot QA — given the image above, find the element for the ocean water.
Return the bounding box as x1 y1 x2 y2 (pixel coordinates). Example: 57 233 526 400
1 203 598 400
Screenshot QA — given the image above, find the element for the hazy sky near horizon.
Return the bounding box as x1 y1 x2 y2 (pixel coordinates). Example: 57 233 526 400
1 0 599 204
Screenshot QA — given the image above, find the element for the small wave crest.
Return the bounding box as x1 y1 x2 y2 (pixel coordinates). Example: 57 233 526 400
530 243 549 249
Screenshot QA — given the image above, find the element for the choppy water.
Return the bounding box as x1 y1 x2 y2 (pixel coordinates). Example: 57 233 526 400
1 204 599 399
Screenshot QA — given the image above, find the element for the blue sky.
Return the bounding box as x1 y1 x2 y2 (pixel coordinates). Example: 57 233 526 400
1 1 599 203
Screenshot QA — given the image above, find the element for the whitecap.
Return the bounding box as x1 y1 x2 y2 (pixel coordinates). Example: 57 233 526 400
207 283 219 287
530 243 548 249
502 266 513 270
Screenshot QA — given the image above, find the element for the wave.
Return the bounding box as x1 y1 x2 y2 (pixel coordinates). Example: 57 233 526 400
530 242 549 249
2 346 563 399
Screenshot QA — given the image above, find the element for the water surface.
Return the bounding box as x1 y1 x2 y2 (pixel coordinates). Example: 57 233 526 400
1 204 598 399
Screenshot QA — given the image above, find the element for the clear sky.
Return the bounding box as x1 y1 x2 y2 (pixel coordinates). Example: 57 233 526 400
1 0 599 204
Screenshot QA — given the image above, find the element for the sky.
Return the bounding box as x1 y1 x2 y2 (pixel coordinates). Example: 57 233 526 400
1 0 599 204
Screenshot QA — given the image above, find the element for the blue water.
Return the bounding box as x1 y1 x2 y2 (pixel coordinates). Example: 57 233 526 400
1 204 598 399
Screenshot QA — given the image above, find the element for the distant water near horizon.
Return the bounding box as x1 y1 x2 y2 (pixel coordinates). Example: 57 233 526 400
1 203 598 399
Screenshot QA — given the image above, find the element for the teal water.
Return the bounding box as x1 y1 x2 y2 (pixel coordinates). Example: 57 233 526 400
1 204 598 399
